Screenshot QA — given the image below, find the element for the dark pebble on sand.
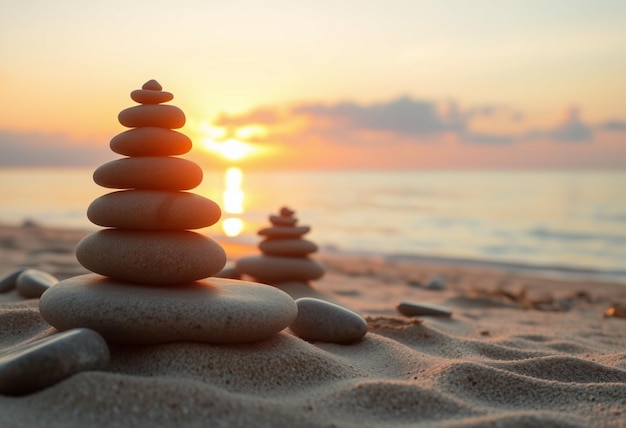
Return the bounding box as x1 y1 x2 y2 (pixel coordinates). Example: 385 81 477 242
290 297 368 344
0 328 110 396
397 301 452 317
0 268 26 293
16 269 58 298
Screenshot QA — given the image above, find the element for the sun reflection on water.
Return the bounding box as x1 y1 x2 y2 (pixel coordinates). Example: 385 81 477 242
222 217 244 237
221 166 245 237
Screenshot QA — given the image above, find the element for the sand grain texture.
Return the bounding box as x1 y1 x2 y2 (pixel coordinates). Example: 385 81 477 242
1 223 625 427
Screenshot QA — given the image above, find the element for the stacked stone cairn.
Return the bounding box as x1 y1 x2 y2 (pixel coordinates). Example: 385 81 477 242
79 79 225 285
39 80 297 345
235 207 325 284
236 208 368 343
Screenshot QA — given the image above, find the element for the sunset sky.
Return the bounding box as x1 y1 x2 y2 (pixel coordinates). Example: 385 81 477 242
1 0 624 169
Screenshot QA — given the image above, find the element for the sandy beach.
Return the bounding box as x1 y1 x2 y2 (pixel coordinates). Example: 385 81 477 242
1 222 625 427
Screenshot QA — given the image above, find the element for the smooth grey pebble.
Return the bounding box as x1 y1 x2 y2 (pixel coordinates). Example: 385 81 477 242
16 269 58 298
0 268 26 293
0 328 110 396
290 297 368 344
397 301 452 317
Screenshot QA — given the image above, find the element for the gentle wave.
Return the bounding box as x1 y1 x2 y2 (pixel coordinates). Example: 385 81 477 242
1 168 625 281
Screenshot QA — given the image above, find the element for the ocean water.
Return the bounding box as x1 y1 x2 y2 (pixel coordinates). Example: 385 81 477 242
1 168 625 281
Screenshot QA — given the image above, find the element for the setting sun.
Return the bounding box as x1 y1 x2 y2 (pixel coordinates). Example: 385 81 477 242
201 137 255 161
194 121 267 163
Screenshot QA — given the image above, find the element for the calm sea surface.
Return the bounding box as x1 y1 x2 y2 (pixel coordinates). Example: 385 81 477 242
1 168 625 281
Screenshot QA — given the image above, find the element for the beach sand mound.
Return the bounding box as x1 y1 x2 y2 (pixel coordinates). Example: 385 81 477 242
1 300 625 427
1 225 625 427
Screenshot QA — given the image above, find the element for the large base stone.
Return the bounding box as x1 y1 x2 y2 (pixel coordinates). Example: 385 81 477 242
39 274 297 344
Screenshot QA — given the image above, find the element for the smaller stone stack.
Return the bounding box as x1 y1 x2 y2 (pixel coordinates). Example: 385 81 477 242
236 207 325 284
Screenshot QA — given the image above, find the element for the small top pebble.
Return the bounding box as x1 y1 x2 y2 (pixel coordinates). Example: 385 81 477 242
131 79 173 105
142 80 162 90
280 206 295 217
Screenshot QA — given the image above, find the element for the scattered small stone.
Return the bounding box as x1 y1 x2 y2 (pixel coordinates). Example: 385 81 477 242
290 297 368 344
407 280 422 288
397 301 452 317
0 268 26 293
426 274 446 290
0 328 109 396
16 269 58 298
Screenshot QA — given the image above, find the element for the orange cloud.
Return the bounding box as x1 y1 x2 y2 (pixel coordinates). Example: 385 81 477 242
206 97 626 169
2 97 626 169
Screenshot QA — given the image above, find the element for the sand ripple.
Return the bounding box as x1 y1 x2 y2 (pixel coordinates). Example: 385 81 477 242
1 303 625 427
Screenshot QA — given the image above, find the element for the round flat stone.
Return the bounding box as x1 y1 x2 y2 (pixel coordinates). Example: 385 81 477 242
290 298 367 344
16 269 58 298
397 301 452 317
236 255 324 283
258 225 311 239
39 275 298 344
0 328 109 396
118 104 185 129
130 89 173 104
269 215 298 226
110 127 192 156
76 229 226 285
259 239 318 257
93 157 203 190
87 190 221 230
